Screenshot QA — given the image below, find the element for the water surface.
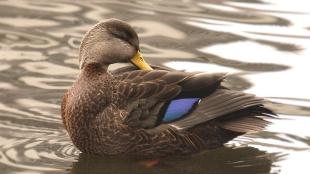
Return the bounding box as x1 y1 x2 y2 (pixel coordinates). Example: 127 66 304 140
0 0 310 173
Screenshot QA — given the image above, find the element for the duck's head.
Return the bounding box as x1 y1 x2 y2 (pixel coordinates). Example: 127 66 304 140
79 18 153 71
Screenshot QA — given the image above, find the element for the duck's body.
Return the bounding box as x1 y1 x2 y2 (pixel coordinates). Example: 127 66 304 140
61 19 275 157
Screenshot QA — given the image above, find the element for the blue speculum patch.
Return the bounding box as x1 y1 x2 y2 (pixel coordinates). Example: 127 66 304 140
162 98 201 123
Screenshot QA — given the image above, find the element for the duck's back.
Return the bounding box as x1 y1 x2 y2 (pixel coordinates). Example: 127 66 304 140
110 66 275 150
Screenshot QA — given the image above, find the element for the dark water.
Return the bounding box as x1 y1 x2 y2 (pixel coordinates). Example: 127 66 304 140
0 0 309 173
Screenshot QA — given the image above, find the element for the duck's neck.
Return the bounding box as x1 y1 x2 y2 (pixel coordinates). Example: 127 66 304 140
81 63 109 76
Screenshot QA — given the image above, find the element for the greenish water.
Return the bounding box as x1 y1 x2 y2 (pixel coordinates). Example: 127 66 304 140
0 0 309 173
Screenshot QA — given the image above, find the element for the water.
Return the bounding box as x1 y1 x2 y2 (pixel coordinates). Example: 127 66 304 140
0 0 309 173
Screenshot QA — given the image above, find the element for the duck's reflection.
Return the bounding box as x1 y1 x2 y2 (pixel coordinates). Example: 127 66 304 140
69 146 277 174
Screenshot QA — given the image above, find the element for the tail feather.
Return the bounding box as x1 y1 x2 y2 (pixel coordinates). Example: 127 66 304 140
219 105 276 133
221 117 271 133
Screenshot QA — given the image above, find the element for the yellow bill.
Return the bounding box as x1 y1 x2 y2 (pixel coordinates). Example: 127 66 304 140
130 51 153 70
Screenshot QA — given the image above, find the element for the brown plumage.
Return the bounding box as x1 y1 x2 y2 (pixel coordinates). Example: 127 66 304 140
61 19 276 157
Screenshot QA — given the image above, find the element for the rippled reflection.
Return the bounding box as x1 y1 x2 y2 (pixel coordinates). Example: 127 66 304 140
71 147 277 174
0 0 309 173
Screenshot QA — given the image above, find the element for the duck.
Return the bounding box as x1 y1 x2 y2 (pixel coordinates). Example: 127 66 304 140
61 18 276 157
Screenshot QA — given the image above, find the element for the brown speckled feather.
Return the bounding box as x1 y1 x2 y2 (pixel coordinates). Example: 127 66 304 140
113 69 226 129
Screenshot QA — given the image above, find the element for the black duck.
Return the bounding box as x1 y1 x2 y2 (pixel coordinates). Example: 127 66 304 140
61 18 276 157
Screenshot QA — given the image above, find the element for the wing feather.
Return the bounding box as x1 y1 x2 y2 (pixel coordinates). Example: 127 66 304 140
113 69 226 129
170 89 269 129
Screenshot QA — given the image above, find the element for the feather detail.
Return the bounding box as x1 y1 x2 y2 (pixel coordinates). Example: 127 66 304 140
170 89 267 129
162 98 200 123
220 117 271 133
